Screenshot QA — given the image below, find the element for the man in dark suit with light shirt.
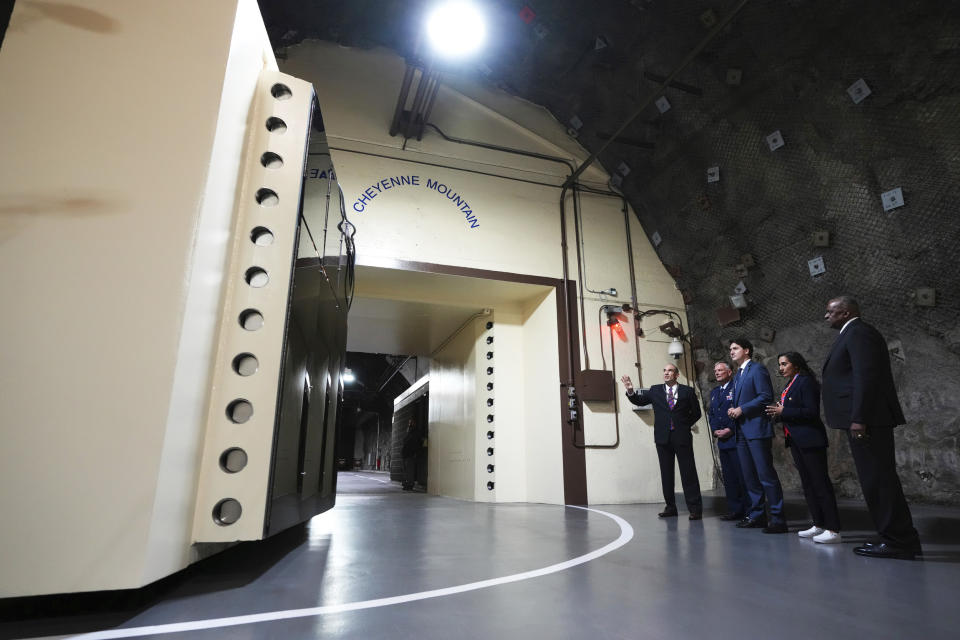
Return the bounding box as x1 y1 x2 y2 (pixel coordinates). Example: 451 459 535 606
822 295 921 559
708 361 748 521
727 337 788 533
622 363 703 520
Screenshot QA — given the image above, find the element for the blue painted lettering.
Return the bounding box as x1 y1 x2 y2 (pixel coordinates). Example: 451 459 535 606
353 202 365 213
411 175 420 185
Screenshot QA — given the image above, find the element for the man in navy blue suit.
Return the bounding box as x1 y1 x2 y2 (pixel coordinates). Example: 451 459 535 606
822 296 921 559
622 364 703 520
727 338 788 533
708 361 748 521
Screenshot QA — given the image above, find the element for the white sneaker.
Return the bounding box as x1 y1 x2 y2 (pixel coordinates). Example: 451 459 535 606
798 525 824 538
813 530 842 544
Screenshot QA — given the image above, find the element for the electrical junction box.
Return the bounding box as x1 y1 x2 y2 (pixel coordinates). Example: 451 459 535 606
808 256 826 277
915 288 936 306
881 187 905 211
577 369 616 402
847 78 872 104
766 130 785 151
812 230 830 247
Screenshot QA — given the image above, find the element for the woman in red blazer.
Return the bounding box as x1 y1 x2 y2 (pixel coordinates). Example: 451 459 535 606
765 352 843 544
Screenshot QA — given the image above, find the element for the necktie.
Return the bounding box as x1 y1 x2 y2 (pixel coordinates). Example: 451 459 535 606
667 386 675 430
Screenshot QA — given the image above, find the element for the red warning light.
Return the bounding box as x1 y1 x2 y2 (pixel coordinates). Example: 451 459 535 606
610 320 627 341
519 6 536 24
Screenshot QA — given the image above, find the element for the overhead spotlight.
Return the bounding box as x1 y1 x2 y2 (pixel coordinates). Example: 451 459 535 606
343 368 356 383
425 1 487 60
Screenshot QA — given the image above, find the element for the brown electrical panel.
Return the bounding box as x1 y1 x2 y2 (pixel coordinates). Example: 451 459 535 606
577 369 617 402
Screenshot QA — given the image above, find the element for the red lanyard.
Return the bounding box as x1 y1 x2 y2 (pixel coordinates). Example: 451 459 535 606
781 375 798 403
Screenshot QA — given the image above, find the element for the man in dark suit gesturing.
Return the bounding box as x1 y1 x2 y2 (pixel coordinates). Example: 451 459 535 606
622 364 703 520
822 296 921 559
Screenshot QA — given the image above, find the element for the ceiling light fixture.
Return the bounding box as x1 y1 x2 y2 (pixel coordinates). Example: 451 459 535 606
425 1 486 59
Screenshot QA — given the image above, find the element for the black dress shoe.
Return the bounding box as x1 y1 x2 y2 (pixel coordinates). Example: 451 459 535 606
853 543 922 560
689 512 702 521
762 522 789 534
658 508 679 518
736 517 767 529
720 513 745 521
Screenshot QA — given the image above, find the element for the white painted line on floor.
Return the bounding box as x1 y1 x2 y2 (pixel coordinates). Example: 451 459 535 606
346 473 391 484
65 506 633 639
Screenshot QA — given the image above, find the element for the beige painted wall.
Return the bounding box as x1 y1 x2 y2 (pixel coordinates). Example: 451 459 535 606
282 42 714 506
0 0 276 596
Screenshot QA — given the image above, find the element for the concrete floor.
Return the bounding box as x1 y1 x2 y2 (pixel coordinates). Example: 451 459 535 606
3 471 959 640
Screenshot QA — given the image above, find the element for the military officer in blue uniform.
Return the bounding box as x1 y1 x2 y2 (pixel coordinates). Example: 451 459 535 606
708 361 748 520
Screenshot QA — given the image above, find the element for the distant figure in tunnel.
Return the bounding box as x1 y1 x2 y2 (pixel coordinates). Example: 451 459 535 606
707 361 748 521
821 296 921 559
401 418 422 491
622 364 703 520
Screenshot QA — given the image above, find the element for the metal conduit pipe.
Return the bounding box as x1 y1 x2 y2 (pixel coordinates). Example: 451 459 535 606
389 63 416 137
577 184 644 387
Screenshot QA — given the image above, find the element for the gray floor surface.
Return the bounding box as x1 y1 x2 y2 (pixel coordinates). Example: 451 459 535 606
3 471 959 640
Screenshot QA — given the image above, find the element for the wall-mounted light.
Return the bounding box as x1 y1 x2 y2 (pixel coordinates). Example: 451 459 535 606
343 368 356 383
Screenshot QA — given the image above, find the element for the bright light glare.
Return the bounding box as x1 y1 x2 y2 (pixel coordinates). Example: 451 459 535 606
343 369 356 383
425 1 486 59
